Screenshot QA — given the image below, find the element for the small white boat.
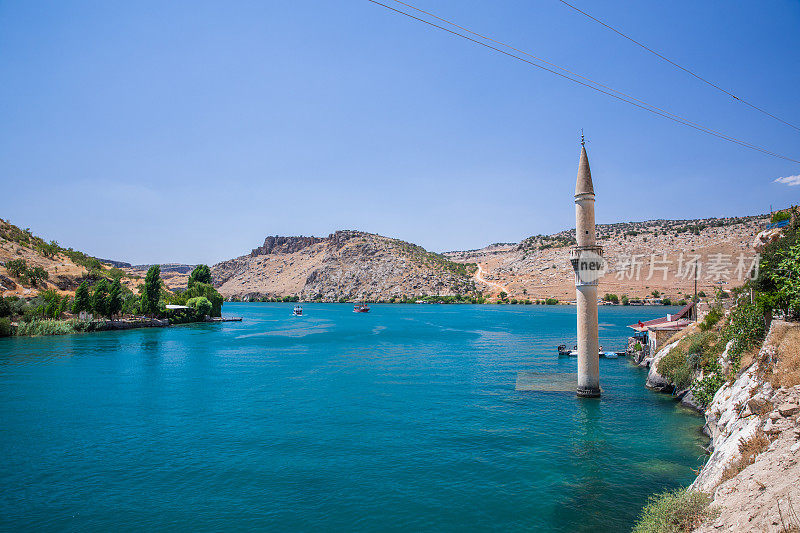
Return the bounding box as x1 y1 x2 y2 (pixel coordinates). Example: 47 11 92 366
292 305 303 316
560 344 616 358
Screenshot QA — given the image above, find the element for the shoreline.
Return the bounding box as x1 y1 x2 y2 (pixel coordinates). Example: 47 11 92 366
2 315 241 338
633 318 800 531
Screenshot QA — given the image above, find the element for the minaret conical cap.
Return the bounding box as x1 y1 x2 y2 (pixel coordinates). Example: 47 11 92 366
575 145 594 197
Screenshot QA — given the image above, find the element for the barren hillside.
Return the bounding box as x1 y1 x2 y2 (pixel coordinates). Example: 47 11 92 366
211 230 477 301
0 218 140 297
446 215 768 301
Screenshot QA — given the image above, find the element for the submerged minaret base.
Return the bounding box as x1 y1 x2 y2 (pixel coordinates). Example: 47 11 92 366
571 139 602 398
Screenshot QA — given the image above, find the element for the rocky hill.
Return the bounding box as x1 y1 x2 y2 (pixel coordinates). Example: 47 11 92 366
446 215 769 301
211 230 477 301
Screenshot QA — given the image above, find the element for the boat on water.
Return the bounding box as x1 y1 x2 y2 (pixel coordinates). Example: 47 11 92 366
557 344 623 358
353 303 370 313
557 345 574 356
292 304 303 316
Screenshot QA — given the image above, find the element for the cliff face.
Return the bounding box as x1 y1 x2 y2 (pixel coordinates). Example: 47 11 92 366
691 320 800 531
211 230 477 301
250 236 324 257
639 319 800 531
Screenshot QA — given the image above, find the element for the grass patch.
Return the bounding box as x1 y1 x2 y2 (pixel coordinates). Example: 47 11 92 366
16 319 78 336
633 488 716 533
14 318 104 336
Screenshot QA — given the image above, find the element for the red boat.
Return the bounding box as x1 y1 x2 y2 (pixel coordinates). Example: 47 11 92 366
353 303 370 313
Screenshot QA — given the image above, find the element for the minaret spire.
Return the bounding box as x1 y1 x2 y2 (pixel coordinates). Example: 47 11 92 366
570 137 602 398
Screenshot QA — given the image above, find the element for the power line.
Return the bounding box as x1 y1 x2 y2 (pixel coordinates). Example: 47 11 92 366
388 0 739 143
555 0 800 132
365 0 800 164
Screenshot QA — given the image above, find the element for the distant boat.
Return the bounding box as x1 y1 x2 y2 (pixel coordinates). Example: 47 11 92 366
293 305 303 316
353 303 370 313
558 345 620 358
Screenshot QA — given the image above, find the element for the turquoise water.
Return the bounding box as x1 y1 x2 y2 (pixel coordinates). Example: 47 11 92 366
0 304 704 532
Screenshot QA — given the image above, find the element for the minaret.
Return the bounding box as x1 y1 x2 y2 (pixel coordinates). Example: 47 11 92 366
571 135 602 398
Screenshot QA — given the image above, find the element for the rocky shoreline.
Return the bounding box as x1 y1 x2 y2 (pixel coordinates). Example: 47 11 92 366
636 319 800 531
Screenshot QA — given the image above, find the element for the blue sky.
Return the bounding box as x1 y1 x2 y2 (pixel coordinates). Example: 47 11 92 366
1 1 798 264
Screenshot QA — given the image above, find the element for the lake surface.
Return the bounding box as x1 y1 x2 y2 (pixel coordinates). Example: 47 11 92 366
0 304 704 532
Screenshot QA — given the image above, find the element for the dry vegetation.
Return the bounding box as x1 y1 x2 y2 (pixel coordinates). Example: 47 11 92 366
719 429 771 484
774 326 800 388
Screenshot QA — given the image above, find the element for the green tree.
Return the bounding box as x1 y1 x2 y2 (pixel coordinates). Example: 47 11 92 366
183 282 223 317
108 278 123 319
499 291 508 301
188 264 212 288
72 281 92 315
140 265 162 317
621 294 630 306
92 279 110 318
39 290 62 319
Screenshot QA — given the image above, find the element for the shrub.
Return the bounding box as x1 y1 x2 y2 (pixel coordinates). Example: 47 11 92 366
27 266 49 286
545 298 559 305
772 210 791 224
0 317 13 337
658 349 693 390
772 240 800 315
720 302 766 371
621 295 630 305
5 258 27 278
0 297 11 318
632 489 714 533
187 296 212 317
691 371 725 408
699 306 723 331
